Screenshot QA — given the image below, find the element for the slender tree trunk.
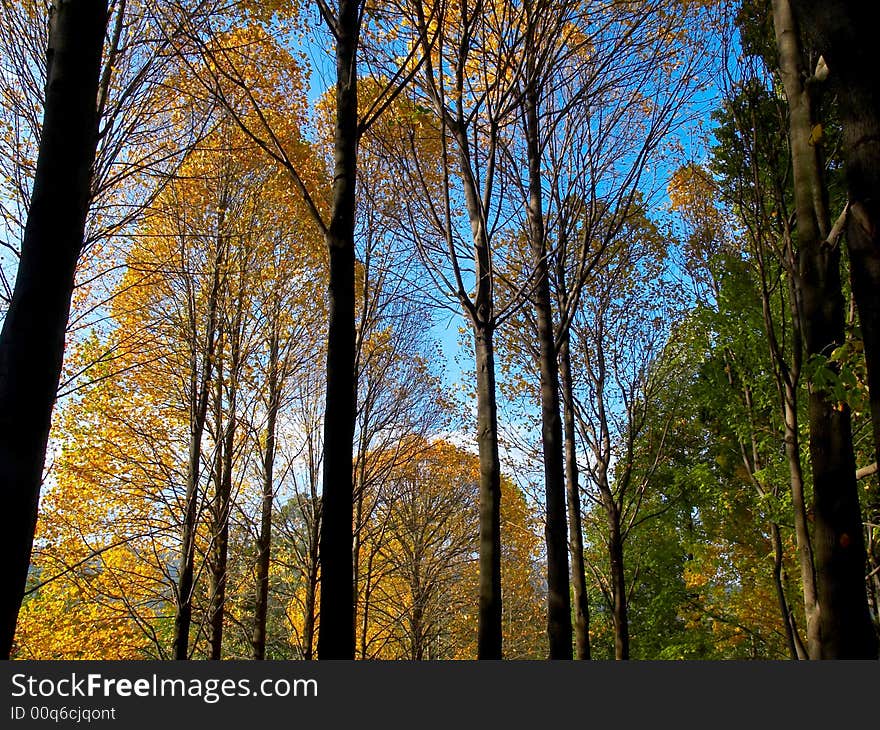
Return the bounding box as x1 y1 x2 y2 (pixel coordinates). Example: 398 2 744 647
774 248 821 656
560 335 590 659
358 542 376 659
732 364 806 658
352 414 371 657
606 501 629 660
524 79 572 659
782 389 820 656
317 0 359 660
411 600 425 661
252 324 280 660
474 326 503 659
303 489 321 660
0 0 107 660
207 354 225 659
773 0 878 658
769 521 804 659
172 217 225 661
208 328 238 660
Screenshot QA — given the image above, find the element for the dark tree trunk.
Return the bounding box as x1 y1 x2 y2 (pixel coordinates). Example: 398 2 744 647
303 490 321 660
317 0 359 660
252 325 280 660
791 5 880 596
773 0 878 659
606 503 629 660
207 356 225 659
0 0 107 660
208 327 238 660
560 335 590 660
524 79 572 659
474 326 503 659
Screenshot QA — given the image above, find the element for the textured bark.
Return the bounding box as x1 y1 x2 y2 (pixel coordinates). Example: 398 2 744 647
524 80 572 659
560 336 590 659
0 0 107 659
773 0 878 659
317 0 359 660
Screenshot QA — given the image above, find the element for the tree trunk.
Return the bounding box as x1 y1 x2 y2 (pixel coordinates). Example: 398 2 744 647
317 0 359 660
172 214 225 660
791 10 880 621
606 503 629 660
0 0 107 660
208 323 238 660
207 354 225 659
252 325 280 660
303 490 321 660
524 79 572 660
769 521 805 659
772 0 878 658
560 335 590 659
474 326 503 659
782 388 820 656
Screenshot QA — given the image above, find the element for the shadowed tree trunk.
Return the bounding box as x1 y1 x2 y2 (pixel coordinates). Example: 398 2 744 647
523 28 572 658
560 334 590 659
791 0 880 552
519 0 576 660
317 0 360 660
252 320 281 660
208 284 242 660
791 0 880 658
474 327 503 659
0 0 107 660
772 0 878 659
606 503 629 660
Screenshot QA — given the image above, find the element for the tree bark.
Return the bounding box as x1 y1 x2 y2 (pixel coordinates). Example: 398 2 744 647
606 502 629 660
474 326 503 659
782 388 820 656
524 77 572 659
172 208 225 661
317 0 359 660
560 335 590 659
0 0 107 660
208 298 240 660
303 490 321 660
772 0 878 659
791 3 880 593
769 521 805 659
252 322 280 659
207 353 226 659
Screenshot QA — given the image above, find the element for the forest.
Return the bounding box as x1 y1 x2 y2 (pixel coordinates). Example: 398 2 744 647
0 0 878 661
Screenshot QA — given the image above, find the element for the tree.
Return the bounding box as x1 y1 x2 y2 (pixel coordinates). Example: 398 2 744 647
771 0 877 658
0 0 107 660
790 0 880 531
572 206 684 659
